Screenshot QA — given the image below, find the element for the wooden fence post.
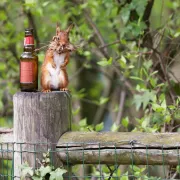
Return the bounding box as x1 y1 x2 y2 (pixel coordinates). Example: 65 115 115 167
13 92 71 179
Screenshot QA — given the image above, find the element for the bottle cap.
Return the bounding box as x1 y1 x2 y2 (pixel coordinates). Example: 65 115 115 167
25 28 34 36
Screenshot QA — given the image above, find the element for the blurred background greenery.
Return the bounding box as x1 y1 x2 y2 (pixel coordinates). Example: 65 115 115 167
1 0 180 179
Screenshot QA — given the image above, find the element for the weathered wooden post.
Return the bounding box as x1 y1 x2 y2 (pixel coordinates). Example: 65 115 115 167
13 92 71 179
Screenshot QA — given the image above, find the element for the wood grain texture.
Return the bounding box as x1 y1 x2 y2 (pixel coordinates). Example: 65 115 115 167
57 132 180 165
13 91 71 179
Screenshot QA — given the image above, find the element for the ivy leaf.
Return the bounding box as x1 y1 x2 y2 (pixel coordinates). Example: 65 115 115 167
120 172 128 180
39 166 52 177
133 91 155 110
50 168 67 180
32 176 43 180
20 162 34 180
132 0 148 17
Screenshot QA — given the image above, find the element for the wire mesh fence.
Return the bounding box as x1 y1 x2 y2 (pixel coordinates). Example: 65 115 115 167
0 140 180 180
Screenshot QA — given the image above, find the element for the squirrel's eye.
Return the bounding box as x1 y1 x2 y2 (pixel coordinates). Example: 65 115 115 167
57 37 60 40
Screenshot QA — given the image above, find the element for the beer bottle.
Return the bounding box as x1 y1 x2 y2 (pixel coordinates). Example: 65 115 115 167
20 28 38 91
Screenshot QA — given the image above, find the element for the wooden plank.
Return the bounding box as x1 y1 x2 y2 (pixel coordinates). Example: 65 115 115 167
57 132 180 148
57 132 180 165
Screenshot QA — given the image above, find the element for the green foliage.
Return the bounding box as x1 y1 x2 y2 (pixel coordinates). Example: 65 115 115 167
97 57 113 67
1 0 180 179
73 118 104 132
20 152 67 180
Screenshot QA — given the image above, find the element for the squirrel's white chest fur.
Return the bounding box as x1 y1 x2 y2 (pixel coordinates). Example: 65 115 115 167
46 52 66 89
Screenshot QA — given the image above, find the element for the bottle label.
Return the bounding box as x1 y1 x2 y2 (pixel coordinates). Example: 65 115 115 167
20 62 34 83
24 36 34 46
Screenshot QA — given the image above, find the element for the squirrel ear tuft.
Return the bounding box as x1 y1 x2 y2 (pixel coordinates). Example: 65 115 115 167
56 22 60 35
66 23 74 33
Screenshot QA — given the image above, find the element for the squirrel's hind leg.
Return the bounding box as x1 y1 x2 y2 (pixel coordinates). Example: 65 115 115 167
41 70 51 93
59 70 69 91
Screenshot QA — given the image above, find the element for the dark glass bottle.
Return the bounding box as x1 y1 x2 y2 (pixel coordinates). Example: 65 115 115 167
20 28 38 91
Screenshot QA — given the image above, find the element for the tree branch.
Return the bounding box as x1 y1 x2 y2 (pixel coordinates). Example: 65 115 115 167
22 7 40 48
116 89 126 125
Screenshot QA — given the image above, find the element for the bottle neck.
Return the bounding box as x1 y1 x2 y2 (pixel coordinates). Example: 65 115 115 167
24 45 35 52
24 36 34 46
23 35 35 52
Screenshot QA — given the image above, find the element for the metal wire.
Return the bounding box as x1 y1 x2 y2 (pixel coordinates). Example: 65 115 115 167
0 142 179 179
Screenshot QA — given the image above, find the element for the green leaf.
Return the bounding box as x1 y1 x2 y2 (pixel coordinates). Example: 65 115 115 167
97 57 113 66
32 176 43 180
150 78 157 88
39 166 52 177
99 97 109 105
43 153 47 158
120 6 130 24
79 118 87 127
133 91 155 110
111 123 120 132
130 165 140 172
72 107 80 115
130 76 143 81
119 55 127 69
121 117 129 128
165 115 171 123
20 162 34 180
25 0 36 5
95 122 104 132
42 1 50 7
176 165 180 173
0 11 7 21
152 103 164 113
50 168 67 180
132 0 148 17
120 172 128 180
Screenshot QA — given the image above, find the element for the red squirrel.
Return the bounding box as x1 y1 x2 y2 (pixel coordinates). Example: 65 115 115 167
41 23 76 92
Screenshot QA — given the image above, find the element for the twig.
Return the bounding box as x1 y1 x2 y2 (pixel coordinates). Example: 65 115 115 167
116 89 126 125
69 62 86 81
171 124 180 132
83 10 108 57
171 171 178 179
152 48 175 104
99 40 121 49
22 3 40 48
113 65 135 95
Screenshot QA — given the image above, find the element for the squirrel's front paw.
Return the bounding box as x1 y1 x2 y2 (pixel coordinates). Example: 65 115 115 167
60 88 68 91
42 89 51 93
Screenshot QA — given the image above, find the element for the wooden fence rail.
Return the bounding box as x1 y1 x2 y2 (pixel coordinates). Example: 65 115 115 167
1 130 180 165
